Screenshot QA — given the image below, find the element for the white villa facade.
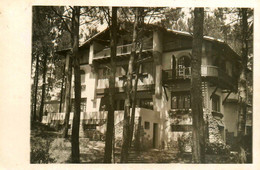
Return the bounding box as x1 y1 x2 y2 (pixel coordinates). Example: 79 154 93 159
43 25 246 149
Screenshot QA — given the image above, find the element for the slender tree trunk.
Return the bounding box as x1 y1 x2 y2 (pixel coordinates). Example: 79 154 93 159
71 6 81 163
128 64 139 148
129 42 143 147
121 7 139 163
46 58 54 100
33 54 40 121
59 63 66 113
238 8 248 138
237 8 249 163
135 116 142 151
63 53 72 138
191 7 205 163
104 7 117 163
128 8 144 148
39 52 48 122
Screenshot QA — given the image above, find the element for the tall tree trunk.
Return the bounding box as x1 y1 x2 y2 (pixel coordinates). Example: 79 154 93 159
104 7 117 163
128 8 144 148
238 8 248 138
39 52 48 122
59 63 66 113
129 42 143 147
129 64 140 148
33 54 40 122
237 8 249 163
121 7 139 163
191 7 205 163
71 6 81 163
46 58 54 100
62 53 72 138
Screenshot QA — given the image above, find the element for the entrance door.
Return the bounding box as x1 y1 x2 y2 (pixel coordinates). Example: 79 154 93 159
153 123 158 148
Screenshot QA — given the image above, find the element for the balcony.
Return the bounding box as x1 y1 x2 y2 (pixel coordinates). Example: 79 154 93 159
94 42 153 60
162 65 237 90
163 65 218 80
42 108 157 126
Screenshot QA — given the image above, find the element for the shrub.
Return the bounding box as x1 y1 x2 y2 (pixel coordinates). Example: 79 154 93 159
205 142 230 155
30 137 55 163
48 138 71 163
177 132 192 154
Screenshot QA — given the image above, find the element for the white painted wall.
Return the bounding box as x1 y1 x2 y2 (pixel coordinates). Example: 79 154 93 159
71 64 98 112
223 103 239 136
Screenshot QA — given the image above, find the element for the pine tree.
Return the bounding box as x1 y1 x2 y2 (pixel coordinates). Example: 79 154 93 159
191 7 205 163
104 7 117 163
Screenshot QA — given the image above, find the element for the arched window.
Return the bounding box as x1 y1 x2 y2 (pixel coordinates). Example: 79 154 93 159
80 70 85 83
177 55 191 77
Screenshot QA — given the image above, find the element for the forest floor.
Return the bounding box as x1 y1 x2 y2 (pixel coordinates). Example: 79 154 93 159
30 122 240 164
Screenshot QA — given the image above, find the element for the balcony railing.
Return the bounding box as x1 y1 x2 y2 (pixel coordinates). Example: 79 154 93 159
94 42 153 59
162 65 227 80
42 108 156 125
162 65 236 87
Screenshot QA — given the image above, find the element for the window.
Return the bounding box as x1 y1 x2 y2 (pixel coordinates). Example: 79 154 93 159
122 40 128 53
116 66 127 77
140 98 153 110
84 124 97 130
119 100 125 110
81 98 87 112
103 68 109 78
212 94 220 112
80 70 85 83
171 96 177 108
81 85 86 91
177 56 191 77
172 55 176 79
144 121 150 130
98 69 103 78
142 62 153 75
98 68 110 79
114 100 125 110
71 98 87 112
171 92 191 109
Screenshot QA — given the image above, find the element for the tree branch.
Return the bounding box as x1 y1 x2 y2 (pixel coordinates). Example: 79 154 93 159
147 10 155 24
80 7 96 16
80 18 98 26
69 6 74 12
101 7 110 25
122 8 131 23
51 7 72 34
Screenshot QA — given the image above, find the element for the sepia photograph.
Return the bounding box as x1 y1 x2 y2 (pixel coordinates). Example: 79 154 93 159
29 6 254 164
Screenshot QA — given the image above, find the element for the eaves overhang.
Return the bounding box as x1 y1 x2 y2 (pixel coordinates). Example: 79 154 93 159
55 24 241 61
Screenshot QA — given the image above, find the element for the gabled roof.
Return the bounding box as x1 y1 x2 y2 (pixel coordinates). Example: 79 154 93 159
80 27 110 48
56 24 241 60
55 28 109 55
165 28 224 43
